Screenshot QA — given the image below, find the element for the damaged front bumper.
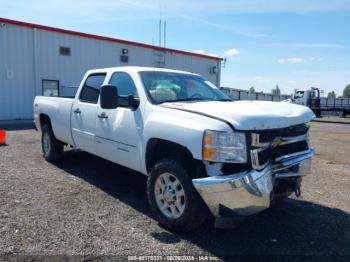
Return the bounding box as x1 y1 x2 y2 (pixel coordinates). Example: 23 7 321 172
192 148 313 218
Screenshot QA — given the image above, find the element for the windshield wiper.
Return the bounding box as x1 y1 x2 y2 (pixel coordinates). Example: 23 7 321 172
218 98 232 102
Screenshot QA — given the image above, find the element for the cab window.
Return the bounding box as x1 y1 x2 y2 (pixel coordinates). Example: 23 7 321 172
109 72 138 106
294 91 305 99
80 74 106 103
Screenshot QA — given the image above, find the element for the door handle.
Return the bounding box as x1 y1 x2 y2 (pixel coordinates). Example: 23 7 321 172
98 112 108 119
73 108 81 114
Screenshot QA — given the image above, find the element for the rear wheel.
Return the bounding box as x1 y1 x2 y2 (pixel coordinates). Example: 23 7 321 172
147 158 208 232
41 124 63 162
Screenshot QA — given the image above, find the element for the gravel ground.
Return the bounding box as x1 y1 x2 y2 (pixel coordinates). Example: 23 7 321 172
0 120 349 260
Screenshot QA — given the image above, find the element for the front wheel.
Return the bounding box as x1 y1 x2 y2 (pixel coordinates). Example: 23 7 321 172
41 125 63 162
147 158 208 232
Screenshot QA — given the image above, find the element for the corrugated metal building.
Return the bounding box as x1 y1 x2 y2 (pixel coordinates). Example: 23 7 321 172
0 18 222 120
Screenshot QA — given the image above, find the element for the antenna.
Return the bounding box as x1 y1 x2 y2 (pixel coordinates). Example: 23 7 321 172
163 20 166 48
158 19 162 47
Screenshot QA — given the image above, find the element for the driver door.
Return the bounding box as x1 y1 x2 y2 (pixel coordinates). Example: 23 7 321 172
94 72 142 172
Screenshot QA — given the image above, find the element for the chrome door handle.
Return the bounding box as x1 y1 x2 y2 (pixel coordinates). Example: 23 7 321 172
73 108 81 114
98 112 108 119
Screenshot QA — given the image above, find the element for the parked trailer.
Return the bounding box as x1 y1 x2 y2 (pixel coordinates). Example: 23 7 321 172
320 97 350 115
291 87 350 117
220 87 290 102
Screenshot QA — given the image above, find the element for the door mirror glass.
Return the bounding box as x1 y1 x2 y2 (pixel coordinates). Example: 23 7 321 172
100 85 119 109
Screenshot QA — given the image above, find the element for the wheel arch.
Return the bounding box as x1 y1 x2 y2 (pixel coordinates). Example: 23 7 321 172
145 138 205 178
39 113 52 128
39 113 62 144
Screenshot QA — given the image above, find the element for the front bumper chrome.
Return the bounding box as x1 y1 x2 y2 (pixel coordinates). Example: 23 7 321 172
192 148 313 218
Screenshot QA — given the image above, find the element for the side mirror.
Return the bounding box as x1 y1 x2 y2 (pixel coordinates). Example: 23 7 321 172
127 95 140 110
100 85 119 109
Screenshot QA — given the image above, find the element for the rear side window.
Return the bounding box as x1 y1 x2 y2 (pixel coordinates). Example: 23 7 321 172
109 72 138 106
80 74 106 103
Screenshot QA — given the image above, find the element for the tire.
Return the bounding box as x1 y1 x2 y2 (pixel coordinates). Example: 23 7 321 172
147 158 208 233
41 124 63 162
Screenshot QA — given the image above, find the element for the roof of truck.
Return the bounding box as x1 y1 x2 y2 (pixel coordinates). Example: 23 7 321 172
88 66 200 76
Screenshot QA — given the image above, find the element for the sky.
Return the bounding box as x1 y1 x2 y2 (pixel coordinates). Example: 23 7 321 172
1 0 350 96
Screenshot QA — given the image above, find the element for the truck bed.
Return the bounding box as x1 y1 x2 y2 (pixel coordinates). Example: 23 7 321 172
34 96 75 146
320 97 350 110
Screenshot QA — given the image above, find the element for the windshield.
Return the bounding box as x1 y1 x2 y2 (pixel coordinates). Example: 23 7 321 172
139 71 231 104
294 90 305 99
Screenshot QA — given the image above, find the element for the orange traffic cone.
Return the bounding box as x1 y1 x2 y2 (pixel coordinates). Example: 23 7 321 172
0 130 6 145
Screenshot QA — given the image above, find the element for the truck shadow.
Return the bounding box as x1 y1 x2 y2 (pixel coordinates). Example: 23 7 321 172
53 150 350 258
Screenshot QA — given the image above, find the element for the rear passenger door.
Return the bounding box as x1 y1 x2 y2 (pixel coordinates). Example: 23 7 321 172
71 73 106 154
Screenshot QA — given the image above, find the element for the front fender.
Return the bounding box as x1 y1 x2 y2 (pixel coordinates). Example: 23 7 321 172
141 107 231 173
143 113 204 159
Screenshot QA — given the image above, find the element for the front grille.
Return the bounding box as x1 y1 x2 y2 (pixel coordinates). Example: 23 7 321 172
253 124 309 145
257 140 309 166
250 124 310 170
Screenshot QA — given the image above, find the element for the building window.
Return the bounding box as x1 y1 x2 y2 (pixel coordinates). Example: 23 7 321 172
120 55 129 63
42 80 59 97
60 46 71 56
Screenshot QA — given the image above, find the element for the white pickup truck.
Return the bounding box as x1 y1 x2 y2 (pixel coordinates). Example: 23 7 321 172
34 66 314 232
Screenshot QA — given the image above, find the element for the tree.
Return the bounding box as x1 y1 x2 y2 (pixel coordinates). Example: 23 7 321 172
343 83 350 98
249 86 255 93
327 91 336 99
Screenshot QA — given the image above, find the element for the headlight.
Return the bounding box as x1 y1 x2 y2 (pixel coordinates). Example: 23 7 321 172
203 130 247 163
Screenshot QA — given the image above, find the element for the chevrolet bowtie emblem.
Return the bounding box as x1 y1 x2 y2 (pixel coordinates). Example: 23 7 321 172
271 137 284 148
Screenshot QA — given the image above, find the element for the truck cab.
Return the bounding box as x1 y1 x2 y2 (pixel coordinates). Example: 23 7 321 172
292 88 321 117
292 88 318 106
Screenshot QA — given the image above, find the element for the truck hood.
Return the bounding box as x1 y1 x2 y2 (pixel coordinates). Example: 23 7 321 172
162 100 315 130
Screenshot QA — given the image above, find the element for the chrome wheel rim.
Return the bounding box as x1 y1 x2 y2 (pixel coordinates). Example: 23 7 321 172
154 173 186 219
43 132 51 155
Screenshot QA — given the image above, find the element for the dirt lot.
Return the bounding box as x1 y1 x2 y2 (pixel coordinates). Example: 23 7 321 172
0 120 349 260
